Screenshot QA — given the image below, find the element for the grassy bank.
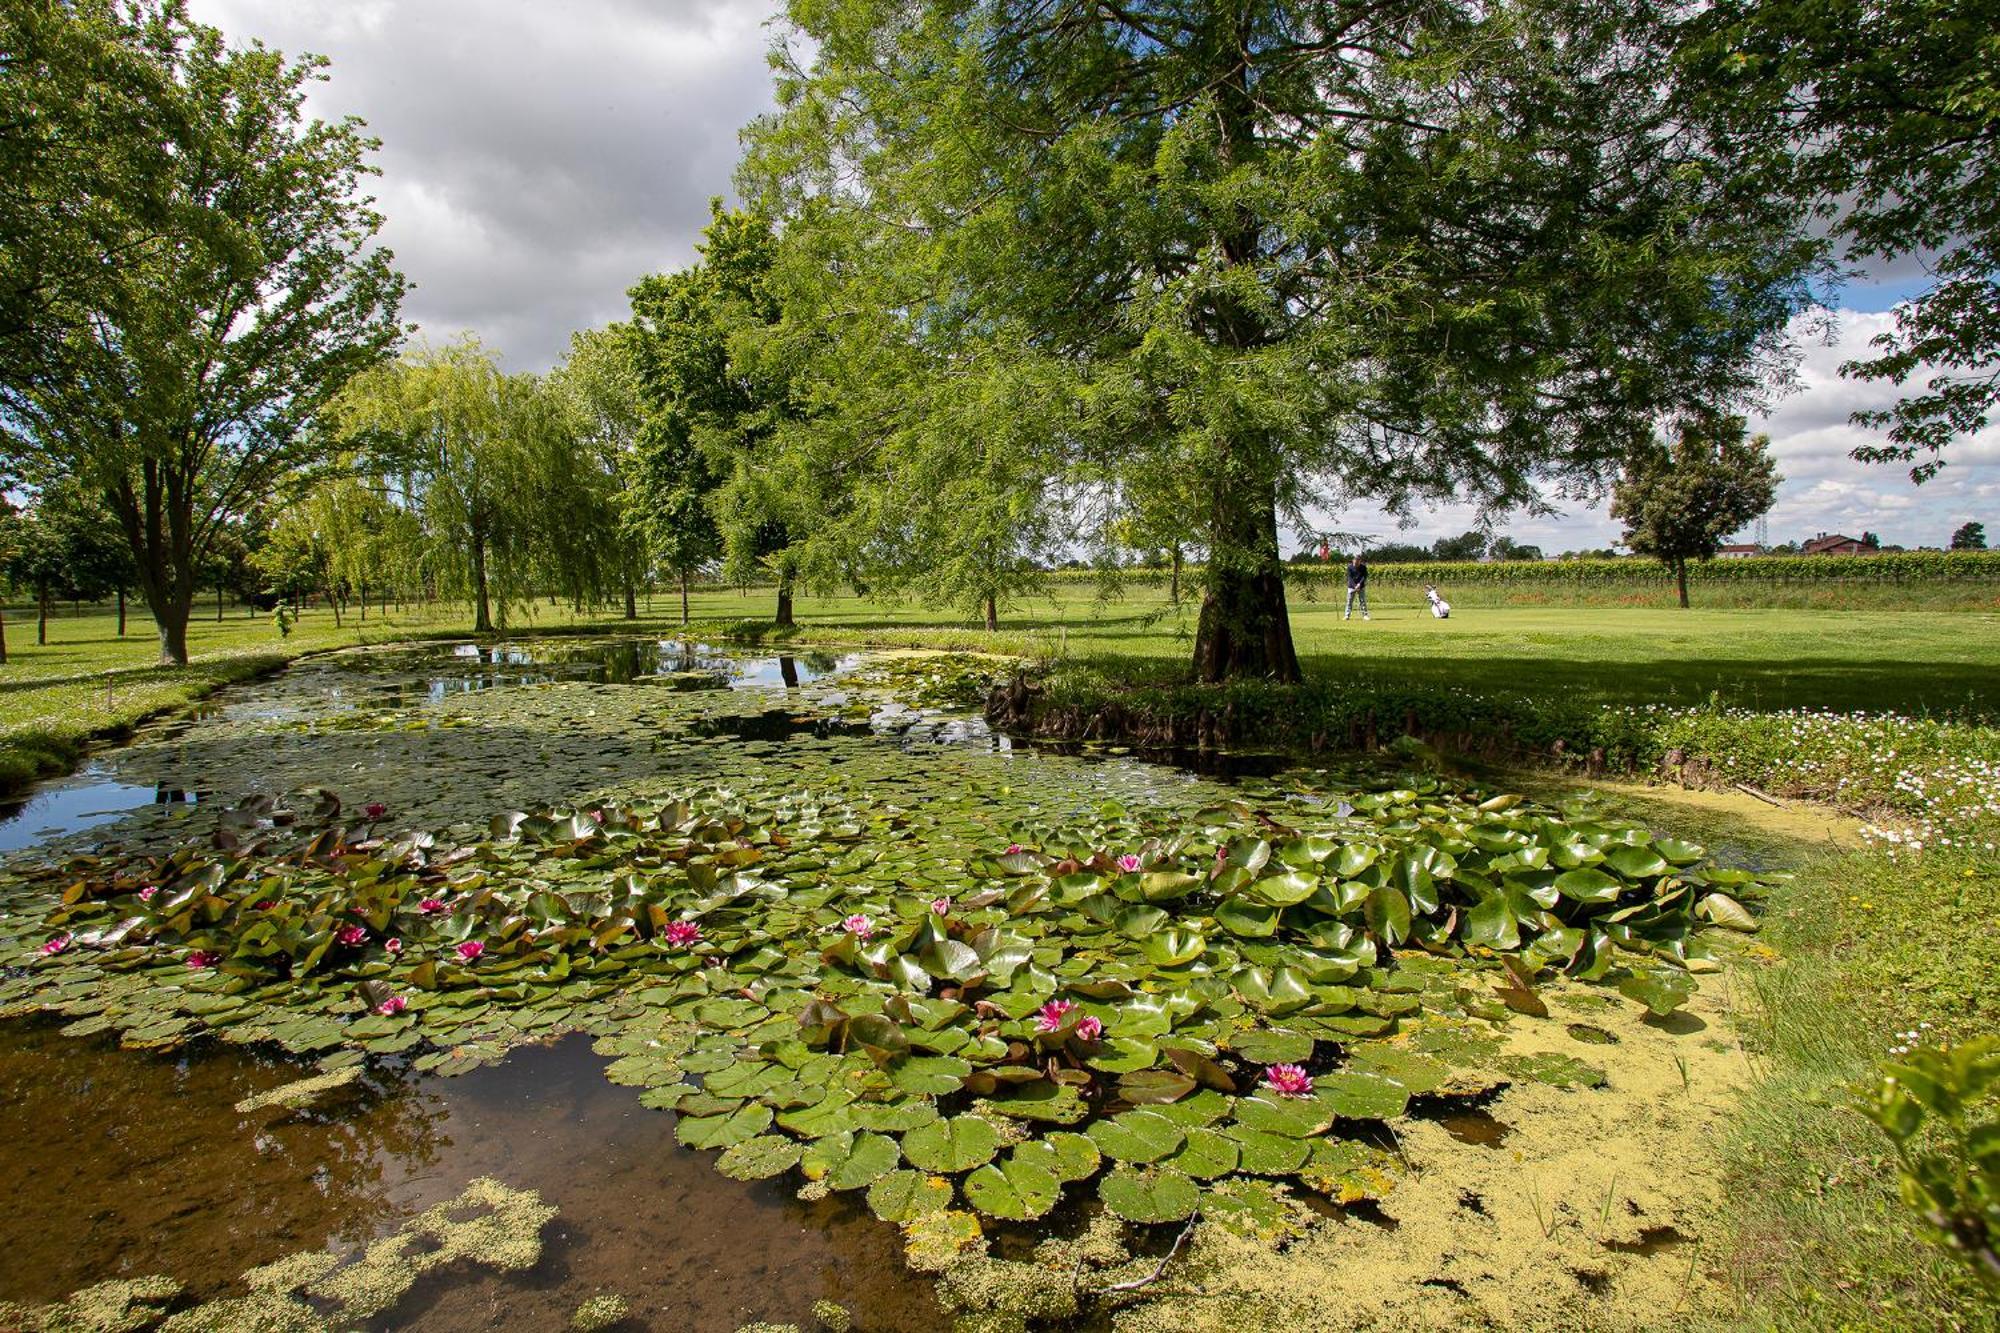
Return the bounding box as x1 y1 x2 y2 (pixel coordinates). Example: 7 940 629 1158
1719 845 2000 1330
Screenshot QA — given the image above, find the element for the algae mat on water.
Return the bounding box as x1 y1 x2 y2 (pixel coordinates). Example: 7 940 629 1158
0 643 1773 1328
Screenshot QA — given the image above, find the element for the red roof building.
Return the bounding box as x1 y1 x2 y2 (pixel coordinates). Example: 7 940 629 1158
1802 533 1871 556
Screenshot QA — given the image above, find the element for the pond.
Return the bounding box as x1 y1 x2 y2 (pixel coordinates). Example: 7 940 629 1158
0 636 1798 1331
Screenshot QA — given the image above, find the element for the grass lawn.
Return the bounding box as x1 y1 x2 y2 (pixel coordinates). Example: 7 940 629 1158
7 587 1997 794
684 586 2000 716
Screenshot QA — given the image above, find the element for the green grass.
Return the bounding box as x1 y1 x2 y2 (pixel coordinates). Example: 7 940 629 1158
690 586 2000 716
1718 846 2000 1330
9 586 1996 802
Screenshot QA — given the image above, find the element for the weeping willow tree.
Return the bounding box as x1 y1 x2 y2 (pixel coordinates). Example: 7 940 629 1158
330 340 529 632
740 0 1818 681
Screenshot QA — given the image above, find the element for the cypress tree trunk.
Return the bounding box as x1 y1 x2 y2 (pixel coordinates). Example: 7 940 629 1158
1186 40 1299 685
216 585 223 621
984 594 998 632
623 579 637 620
1676 558 1690 608
775 574 794 627
679 571 690 626
0 604 8 663
36 587 48 646
1192 473 1301 683
117 588 126 636
1170 546 1182 604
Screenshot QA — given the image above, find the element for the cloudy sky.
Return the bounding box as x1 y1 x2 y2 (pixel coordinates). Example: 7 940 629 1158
192 0 1997 553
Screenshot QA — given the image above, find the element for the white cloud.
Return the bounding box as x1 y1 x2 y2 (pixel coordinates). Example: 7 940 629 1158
1319 308 1999 552
188 0 781 369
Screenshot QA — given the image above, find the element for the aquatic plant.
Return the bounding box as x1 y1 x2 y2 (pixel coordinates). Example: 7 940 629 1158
1 775 1762 1241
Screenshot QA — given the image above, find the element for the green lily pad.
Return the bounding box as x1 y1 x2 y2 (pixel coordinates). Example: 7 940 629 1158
1164 1126 1240 1179
1087 1109 1186 1163
964 1153 1061 1220
901 1115 1002 1173
888 1054 973 1096
1098 1166 1200 1223
867 1169 955 1222
676 1103 773 1150
1014 1131 1101 1183
1221 1124 1311 1175
715 1134 803 1180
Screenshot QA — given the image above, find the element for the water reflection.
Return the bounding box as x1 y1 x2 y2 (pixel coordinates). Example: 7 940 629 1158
0 766 201 853
0 1026 940 1331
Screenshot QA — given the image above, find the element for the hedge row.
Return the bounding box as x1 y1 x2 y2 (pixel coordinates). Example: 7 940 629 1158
1051 550 2000 587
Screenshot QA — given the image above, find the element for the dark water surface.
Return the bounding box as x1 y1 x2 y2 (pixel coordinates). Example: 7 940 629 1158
0 1022 938 1330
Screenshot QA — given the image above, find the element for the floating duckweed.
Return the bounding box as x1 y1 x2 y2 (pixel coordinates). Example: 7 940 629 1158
809 1298 852 1332
307 1177 556 1320
936 1253 1081 1328
240 1251 340 1294
0 1275 181 1333
571 1292 631 1331
232 1066 362 1114
156 1292 321 1333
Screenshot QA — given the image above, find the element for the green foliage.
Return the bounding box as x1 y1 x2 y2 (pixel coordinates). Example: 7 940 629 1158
1863 1038 2000 1287
0 1 406 663
744 0 1817 680
1957 523 1990 552
1610 415 1780 607
3 773 1764 1236
1691 0 1999 477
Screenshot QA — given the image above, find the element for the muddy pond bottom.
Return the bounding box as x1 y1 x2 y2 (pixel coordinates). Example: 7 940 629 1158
0 1025 940 1331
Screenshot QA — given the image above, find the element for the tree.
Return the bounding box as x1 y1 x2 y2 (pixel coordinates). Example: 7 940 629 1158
743 1 1814 681
0 0 176 409
552 325 651 618
1952 522 1987 551
628 207 809 625
1610 416 1780 607
1431 532 1489 563
1691 0 1998 480
333 340 525 634
0 3 406 664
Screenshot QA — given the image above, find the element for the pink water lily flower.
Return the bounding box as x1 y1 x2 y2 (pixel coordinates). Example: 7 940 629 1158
1116 854 1143 873
1074 1015 1104 1042
929 896 951 917
1262 1063 1313 1098
664 920 702 948
40 934 71 957
455 940 485 963
1004 843 1023 855
376 995 408 1016
335 924 366 947
384 937 403 955
137 885 158 902
841 914 874 940
186 950 221 970
362 802 388 820
418 898 447 915
1035 999 1077 1034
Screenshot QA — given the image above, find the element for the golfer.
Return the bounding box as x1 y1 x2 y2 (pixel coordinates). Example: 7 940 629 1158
1344 553 1369 621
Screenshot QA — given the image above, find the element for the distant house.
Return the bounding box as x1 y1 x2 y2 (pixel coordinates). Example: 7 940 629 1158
1803 532 1872 556
1717 543 1760 559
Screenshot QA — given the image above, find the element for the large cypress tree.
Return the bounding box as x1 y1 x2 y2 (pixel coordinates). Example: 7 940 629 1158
742 0 1816 680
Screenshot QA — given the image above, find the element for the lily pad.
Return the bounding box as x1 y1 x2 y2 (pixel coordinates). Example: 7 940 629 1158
901 1115 1001 1173
1098 1166 1200 1223
1087 1110 1186 1163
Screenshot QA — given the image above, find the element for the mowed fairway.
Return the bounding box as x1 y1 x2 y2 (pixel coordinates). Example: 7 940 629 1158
680 586 2000 716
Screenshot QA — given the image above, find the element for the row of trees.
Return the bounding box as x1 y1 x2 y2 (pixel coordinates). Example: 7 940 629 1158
3 2 1994 678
